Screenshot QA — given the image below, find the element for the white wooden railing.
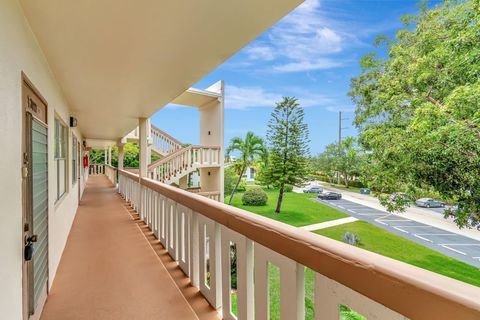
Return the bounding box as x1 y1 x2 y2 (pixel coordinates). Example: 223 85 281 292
116 169 480 320
151 124 183 155
148 145 221 183
105 164 118 186
197 191 221 202
89 163 105 175
126 124 182 156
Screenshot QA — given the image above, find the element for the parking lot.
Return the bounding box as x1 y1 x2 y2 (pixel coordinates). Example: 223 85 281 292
314 198 480 268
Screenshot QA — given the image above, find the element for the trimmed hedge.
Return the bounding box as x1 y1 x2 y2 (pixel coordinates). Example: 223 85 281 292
284 184 294 192
242 188 268 206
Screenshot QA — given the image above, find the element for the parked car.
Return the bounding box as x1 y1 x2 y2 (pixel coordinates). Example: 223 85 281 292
415 198 445 208
359 188 371 195
468 214 480 231
303 187 323 194
318 192 342 200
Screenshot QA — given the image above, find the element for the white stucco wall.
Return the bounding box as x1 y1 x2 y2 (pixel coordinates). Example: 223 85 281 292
0 1 85 318
199 82 224 198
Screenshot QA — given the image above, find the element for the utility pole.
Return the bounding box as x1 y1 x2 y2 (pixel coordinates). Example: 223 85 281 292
337 111 342 184
337 111 348 185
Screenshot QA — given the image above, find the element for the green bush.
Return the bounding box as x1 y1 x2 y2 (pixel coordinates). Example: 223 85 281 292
237 181 247 192
241 188 268 206
349 180 365 188
284 184 294 192
224 168 239 195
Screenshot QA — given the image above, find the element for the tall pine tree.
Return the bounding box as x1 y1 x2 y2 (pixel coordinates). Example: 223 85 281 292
267 97 310 213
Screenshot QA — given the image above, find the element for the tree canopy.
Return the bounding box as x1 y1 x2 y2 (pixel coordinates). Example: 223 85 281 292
312 137 364 187
349 0 480 227
89 142 160 168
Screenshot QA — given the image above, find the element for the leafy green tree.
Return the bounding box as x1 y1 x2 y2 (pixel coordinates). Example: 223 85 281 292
312 137 363 187
311 144 338 183
224 167 239 196
337 137 363 188
253 149 272 188
89 142 160 168
226 131 266 205
349 0 480 227
254 160 272 188
266 97 310 213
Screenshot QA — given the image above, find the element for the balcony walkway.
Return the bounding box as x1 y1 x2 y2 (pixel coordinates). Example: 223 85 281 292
41 175 220 320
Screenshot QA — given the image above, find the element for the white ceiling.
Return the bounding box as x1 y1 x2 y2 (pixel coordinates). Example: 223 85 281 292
20 0 303 140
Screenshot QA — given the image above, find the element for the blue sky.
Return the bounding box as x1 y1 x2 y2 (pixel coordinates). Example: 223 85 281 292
151 0 443 154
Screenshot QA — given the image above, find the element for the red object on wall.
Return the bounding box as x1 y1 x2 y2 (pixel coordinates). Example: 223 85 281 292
83 155 89 168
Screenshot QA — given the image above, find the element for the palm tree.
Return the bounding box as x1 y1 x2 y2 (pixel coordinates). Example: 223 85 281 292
226 131 266 205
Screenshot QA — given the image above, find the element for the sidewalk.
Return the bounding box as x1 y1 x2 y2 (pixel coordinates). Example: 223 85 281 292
300 217 358 231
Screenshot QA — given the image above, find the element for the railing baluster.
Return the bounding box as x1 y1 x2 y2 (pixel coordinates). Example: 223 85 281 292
198 215 222 309
158 195 167 247
167 199 177 260
177 205 191 276
314 273 407 320
254 243 305 320
221 226 254 320
189 211 200 288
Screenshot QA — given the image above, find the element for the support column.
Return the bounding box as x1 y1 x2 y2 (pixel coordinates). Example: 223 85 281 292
139 117 148 178
104 147 108 164
108 146 112 165
199 80 224 201
117 142 125 170
147 119 152 165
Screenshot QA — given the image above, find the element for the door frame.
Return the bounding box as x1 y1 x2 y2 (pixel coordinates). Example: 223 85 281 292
21 73 49 320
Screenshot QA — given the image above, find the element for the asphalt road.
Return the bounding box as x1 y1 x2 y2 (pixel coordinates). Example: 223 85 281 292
314 198 480 268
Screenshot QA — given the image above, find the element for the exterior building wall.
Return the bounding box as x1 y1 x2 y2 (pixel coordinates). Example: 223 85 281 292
0 1 85 318
244 166 256 182
199 81 224 199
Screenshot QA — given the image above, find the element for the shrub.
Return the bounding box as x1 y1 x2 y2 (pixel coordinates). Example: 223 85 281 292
284 184 294 192
342 232 361 246
242 188 268 206
224 167 239 195
237 180 247 192
349 180 365 188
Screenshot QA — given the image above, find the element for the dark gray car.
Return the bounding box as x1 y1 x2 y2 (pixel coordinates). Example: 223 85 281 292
318 192 342 200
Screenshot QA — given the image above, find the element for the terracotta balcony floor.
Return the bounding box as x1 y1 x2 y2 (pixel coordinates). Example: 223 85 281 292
41 175 220 320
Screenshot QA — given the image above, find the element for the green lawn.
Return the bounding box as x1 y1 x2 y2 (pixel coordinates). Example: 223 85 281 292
315 221 480 287
227 189 348 227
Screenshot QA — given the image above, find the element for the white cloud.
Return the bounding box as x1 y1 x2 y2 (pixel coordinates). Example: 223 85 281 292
225 85 340 110
245 45 276 61
242 0 350 72
273 58 342 73
225 85 281 110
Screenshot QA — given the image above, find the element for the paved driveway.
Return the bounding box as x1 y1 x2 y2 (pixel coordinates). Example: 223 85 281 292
314 198 480 268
